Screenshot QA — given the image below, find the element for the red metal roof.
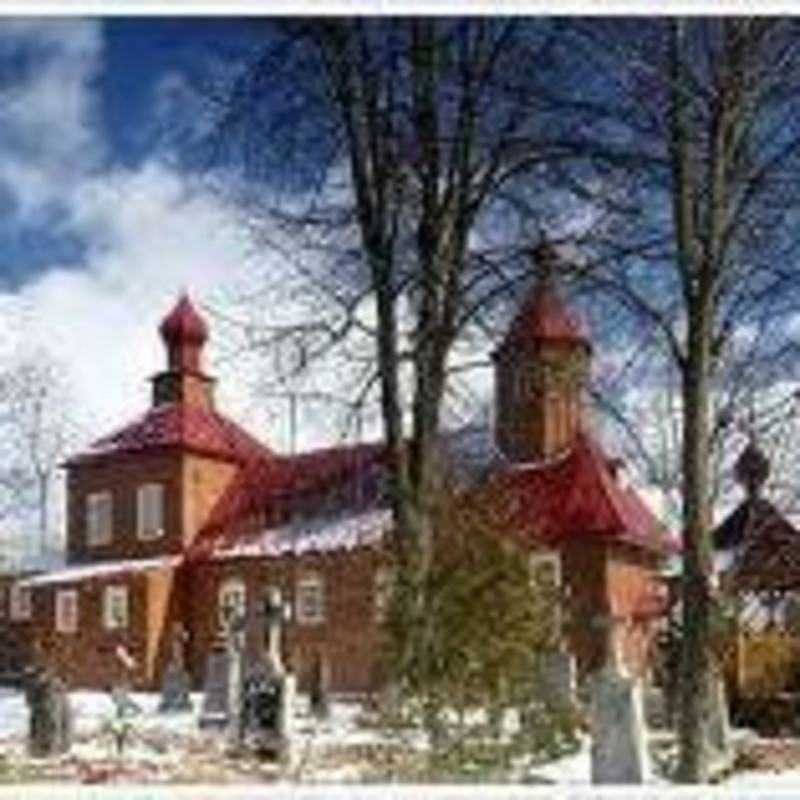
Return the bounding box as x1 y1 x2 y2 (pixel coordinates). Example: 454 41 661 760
480 432 669 552
191 429 670 558
499 281 590 353
190 441 385 555
69 403 274 466
159 293 208 345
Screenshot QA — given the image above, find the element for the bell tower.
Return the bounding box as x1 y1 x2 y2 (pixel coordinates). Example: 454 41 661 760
151 293 216 409
493 241 591 463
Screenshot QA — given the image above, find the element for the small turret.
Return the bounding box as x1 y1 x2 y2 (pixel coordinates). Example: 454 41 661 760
493 240 591 463
151 294 215 408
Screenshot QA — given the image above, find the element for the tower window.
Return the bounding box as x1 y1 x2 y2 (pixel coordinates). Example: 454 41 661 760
86 491 113 546
137 483 164 540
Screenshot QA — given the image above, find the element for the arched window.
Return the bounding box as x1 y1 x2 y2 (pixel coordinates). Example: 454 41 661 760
218 578 247 628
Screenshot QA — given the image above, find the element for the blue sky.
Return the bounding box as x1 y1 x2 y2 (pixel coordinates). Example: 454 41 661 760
0 19 320 452
0 19 266 287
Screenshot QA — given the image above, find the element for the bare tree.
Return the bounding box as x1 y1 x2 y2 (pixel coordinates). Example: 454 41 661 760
538 18 800 780
0 347 80 564
192 17 800 780
204 18 580 682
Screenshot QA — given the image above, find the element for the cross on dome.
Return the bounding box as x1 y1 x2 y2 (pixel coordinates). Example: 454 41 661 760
499 239 591 352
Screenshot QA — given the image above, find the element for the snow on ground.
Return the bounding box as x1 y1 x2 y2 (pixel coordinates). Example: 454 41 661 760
4 688 800 790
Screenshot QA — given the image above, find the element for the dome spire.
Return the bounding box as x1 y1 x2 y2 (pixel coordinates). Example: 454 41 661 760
159 293 208 373
499 238 590 353
734 436 770 498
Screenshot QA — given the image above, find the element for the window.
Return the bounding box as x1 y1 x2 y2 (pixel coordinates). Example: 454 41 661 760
218 578 247 628
86 491 113 546
529 551 562 643
55 589 78 634
9 584 31 621
296 575 325 625
137 483 164 540
374 567 396 623
103 585 129 630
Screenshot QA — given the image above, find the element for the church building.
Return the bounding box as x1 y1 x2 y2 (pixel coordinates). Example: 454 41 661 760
3 243 671 693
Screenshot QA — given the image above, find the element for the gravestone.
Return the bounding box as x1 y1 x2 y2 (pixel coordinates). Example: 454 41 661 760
25 667 72 758
226 613 246 746
239 588 295 761
704 669 732 770
539 650 577 711
309 652 331 720
199 641 232 729
159 623 192 713
590 661 650 784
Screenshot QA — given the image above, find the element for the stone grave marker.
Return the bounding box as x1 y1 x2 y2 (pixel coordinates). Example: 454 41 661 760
590 660 650 784
199 640 232 729
25 667 72 758
239 588 295 761
704 668 733 770
309 652 331 720
159 623 192 713
200 599 246 731
539 650 577 711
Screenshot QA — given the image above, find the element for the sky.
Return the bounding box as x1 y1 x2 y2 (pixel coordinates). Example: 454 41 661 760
0 19 317 453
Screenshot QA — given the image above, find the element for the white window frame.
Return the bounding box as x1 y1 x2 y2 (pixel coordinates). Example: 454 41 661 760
103 585 129 630
296 574 325 626
136 483 165 541
373 567 396 623
86 490 113 546
218 578 247 628
529 550 562 640
9 584 31 621
55 589 79 634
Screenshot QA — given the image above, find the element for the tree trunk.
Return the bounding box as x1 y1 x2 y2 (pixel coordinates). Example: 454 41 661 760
676 330 714 782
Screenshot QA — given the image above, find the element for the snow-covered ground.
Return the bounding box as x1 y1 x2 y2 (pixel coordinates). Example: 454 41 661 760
3 688 800 791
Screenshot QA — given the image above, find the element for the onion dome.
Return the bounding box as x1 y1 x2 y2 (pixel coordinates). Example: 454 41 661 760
498 241 590 353
159 293 208 373
734 439 770 497
160 293 208 346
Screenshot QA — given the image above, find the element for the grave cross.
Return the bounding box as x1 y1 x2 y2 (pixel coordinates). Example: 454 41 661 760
261 588 291 676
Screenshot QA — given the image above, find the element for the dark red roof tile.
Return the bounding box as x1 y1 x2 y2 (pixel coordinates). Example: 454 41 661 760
499 282 590 353
481 432 669 552
190 441 386 555
69 403 273 466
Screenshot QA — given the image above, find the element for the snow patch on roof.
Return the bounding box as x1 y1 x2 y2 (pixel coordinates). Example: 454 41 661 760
212 508 392 560
17 556 181 588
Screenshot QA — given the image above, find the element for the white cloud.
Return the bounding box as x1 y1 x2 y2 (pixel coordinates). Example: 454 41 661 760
4 161 280 439
0 19 103 217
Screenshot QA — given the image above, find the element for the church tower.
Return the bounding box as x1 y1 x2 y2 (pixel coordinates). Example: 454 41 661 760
493 241 591 463
151 294 216 409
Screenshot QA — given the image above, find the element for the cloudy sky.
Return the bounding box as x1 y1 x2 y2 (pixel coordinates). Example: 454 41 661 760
0 19 328 453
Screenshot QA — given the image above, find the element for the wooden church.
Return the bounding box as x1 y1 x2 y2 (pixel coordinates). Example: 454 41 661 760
3 243 671 692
